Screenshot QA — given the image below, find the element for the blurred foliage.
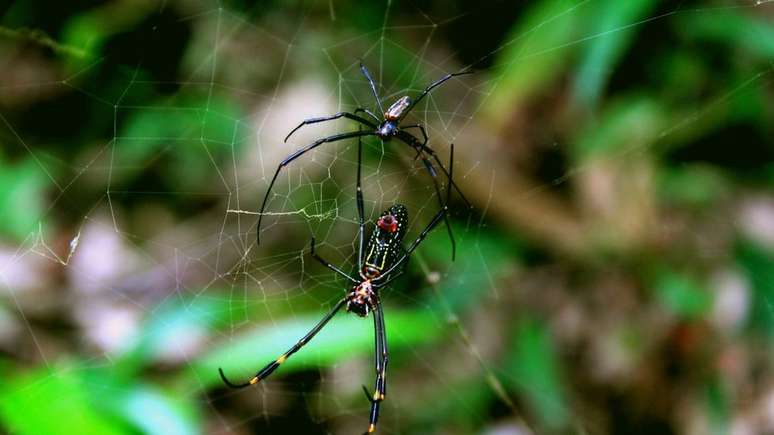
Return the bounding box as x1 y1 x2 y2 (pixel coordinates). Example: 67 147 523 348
1 0 773 434
0 156 47 241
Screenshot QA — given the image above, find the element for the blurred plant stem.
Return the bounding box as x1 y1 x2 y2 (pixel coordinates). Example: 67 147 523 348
0 25 89 58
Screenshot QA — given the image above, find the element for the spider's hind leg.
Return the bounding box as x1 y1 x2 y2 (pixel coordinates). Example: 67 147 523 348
218 298 348 389
362 301 388 434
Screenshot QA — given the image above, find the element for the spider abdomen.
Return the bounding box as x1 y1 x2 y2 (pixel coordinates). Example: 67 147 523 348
384 96 411 121
362 204 408 278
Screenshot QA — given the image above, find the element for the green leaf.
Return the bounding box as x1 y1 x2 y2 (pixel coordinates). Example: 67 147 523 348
0 157 48 241
654 271 712 320
572 0 659 107
111 293 255 378
414 227 521 313
573 96 664 159
483 0 582 125
189 308 443 389
412 378 492 432
658 164 728 207
735 239 774 338
506 319 568 430
0 365 129 435
114 95 243 187
60 1 157 64
705 377 729 435
110 385 199 435
677 10 774 60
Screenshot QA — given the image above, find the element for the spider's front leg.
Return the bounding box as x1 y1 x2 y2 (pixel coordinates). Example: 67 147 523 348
284 112 376 143
256 130 374 244
396 130 472 209
400 124 428 161
394 131 458 260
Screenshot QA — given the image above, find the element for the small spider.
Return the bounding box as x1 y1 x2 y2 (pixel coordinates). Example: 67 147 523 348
220 143 457 434
256 62 472 259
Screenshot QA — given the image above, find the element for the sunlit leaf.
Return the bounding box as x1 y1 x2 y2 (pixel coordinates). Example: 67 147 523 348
190 308 443 389
0 366 128 435
111 385 199 435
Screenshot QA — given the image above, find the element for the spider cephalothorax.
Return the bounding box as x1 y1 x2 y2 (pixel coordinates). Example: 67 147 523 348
347 280 376 317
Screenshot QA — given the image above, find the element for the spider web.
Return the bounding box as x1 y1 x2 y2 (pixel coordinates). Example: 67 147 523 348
1 0 772 434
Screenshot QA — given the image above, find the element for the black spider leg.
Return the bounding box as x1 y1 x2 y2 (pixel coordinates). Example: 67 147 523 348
395 130 459 260
256 130 375 244
356 126 366 268
405 68 475 116
375 146 455 280
360 62 385 114
375 268 404 288
396 130 472 208
284 112 376 143
356 107 381 123
218 298 348 388
399 124 428 161
310 237 359 284
363 300 388 434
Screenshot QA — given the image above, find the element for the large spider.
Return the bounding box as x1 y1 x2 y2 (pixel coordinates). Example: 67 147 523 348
220 143 457 434
255 62 472 259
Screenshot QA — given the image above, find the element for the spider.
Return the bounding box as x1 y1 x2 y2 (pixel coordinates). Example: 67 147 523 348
220 143 457 434
255 62 472 259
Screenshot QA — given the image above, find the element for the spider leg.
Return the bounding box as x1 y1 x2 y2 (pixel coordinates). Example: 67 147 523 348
256 130 375 244
356 125 366 267
360 62 385 114
310 238 359 284
355 108 380 123
218 298 348 389
374 268 404 288
397 130 472 209
376 146 454 279
400 124 428 161
404 68 474 117
362 300 388 434
395 130 457 260
419 154 456 261
285 112 376 143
